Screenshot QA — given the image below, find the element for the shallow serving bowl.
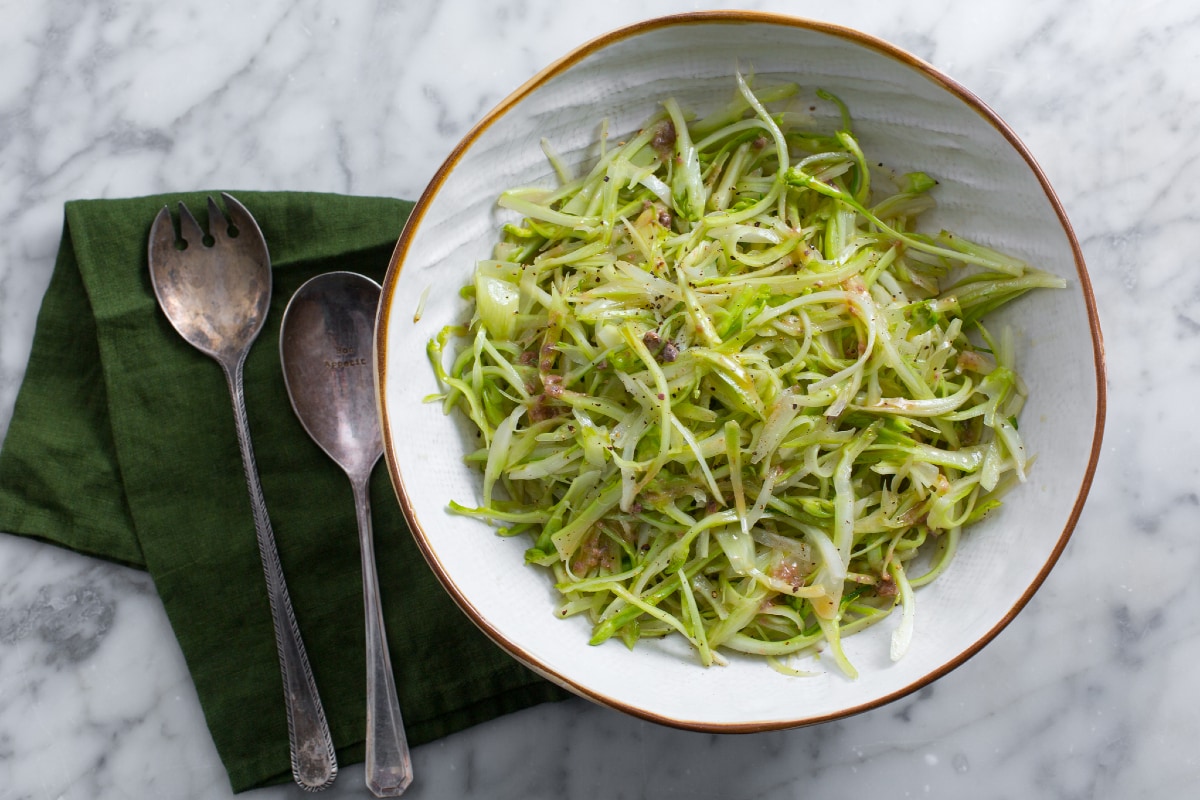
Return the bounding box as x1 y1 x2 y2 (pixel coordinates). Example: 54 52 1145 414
376 11 1105 730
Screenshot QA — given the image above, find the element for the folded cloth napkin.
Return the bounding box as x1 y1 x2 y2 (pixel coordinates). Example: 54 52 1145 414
0 191 569 792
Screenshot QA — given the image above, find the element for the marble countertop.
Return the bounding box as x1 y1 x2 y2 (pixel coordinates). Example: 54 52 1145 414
0 1 1188 797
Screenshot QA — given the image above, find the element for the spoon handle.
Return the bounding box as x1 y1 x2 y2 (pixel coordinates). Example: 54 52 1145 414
352 477 413 797
224 359 338 792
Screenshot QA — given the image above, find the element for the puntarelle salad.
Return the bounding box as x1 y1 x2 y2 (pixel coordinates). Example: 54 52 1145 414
428 73 1063 677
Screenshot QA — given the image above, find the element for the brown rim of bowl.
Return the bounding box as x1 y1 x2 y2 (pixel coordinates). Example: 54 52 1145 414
374 9 1107 732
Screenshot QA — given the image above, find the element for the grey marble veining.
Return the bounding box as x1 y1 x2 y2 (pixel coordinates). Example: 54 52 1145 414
0 0 1195 797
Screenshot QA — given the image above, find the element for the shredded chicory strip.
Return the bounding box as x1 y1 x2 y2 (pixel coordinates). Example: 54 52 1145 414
430 74 1063 675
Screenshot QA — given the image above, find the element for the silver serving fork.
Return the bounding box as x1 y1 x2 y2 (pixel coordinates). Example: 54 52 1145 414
148 194 338 792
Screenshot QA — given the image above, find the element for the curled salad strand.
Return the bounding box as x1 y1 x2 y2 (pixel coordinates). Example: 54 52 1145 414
429 74 1063 675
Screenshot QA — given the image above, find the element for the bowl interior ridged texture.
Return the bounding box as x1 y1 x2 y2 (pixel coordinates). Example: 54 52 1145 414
379 15 1101 729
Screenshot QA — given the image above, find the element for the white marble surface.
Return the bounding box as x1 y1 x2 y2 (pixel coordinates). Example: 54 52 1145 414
0 0 1187 797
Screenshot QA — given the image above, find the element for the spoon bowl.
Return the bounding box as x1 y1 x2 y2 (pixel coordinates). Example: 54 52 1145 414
280 272 383 480
280 271 413 798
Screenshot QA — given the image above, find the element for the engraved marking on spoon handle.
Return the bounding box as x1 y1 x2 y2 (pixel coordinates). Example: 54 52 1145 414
352 476 413 797
224 358 338 792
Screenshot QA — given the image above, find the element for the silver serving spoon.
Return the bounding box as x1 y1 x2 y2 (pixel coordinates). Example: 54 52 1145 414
148 194 337 792
279 271 413 798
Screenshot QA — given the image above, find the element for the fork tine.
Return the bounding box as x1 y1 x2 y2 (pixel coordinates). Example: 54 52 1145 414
220 193 264 244
149 205 175 249
177 201 206 247
206 196 230 242
147 206 178 293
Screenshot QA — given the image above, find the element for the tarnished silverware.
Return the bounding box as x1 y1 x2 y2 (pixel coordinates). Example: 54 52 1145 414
280 272 412 797
148 194 338 792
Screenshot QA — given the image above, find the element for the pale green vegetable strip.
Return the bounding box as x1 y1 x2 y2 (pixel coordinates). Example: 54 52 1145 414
483 406 522 507
889 558 916 662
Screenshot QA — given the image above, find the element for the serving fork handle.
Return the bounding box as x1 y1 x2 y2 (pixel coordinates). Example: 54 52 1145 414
224 357 338 792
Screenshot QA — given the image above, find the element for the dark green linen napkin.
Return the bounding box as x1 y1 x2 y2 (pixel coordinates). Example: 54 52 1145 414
0 191 569 792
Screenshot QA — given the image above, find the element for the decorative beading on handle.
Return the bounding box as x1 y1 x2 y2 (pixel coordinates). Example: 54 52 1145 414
225 358 338 792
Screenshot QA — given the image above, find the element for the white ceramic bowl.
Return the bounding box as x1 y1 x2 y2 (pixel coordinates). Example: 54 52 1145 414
376 12 1105 730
